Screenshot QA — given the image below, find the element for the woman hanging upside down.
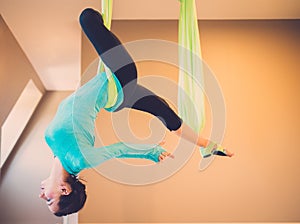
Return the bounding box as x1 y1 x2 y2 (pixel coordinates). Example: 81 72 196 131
39 8 233 217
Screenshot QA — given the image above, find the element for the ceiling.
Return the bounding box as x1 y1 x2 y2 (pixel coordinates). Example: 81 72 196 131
1 0 300 90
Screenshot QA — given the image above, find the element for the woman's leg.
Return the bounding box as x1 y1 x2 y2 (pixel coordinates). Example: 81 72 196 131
174 123 234 157
127 85 234 157
124 84 183 131
79 8 137 101
129 86 207 145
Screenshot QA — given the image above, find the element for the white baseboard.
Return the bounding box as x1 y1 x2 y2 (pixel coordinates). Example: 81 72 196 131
64 213 78 224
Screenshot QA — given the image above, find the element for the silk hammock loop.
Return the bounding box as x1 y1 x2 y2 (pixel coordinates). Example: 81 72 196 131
97 0 117 108
178 0 205 133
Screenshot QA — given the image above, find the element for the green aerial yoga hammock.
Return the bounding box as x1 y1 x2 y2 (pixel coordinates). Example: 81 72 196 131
178 1 231 161
178 0 205 133
98 0 117 108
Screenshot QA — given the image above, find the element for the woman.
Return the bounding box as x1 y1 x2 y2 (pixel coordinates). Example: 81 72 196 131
39 8 233 217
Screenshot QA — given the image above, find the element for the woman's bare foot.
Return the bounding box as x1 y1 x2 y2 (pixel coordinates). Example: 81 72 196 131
223 148 234 157
201 141 234 158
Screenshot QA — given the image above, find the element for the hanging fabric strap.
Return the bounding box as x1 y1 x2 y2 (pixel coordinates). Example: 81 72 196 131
98 0 118 108
178 0 205 133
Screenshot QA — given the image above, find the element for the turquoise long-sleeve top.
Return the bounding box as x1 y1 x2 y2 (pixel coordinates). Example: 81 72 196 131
45 72 166 175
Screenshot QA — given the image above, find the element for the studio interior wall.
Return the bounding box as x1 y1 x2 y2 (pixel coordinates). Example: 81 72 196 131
80 19 300 223
0 14 65 224
0 91 71 224
0 15 45 128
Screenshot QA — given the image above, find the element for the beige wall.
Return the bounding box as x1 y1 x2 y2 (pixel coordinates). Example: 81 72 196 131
80 19 300 223
0 15 61 223
0 15 45 127
0 92 72 223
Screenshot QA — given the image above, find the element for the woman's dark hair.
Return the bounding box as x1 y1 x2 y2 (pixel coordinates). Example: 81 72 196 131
54 175 87 217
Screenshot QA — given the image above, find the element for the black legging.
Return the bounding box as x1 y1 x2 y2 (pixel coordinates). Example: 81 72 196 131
79 8 182 131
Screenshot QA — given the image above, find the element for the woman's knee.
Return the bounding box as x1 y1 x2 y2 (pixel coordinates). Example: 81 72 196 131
79 8 103 27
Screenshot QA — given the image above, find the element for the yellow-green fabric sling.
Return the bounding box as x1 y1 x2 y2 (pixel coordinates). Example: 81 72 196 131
98 0 118 109
178 0 205 133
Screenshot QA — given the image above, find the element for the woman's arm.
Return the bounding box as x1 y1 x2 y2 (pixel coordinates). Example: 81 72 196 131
81 142 168 169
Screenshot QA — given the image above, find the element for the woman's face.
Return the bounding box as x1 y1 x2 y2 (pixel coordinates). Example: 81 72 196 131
39 178 71 213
